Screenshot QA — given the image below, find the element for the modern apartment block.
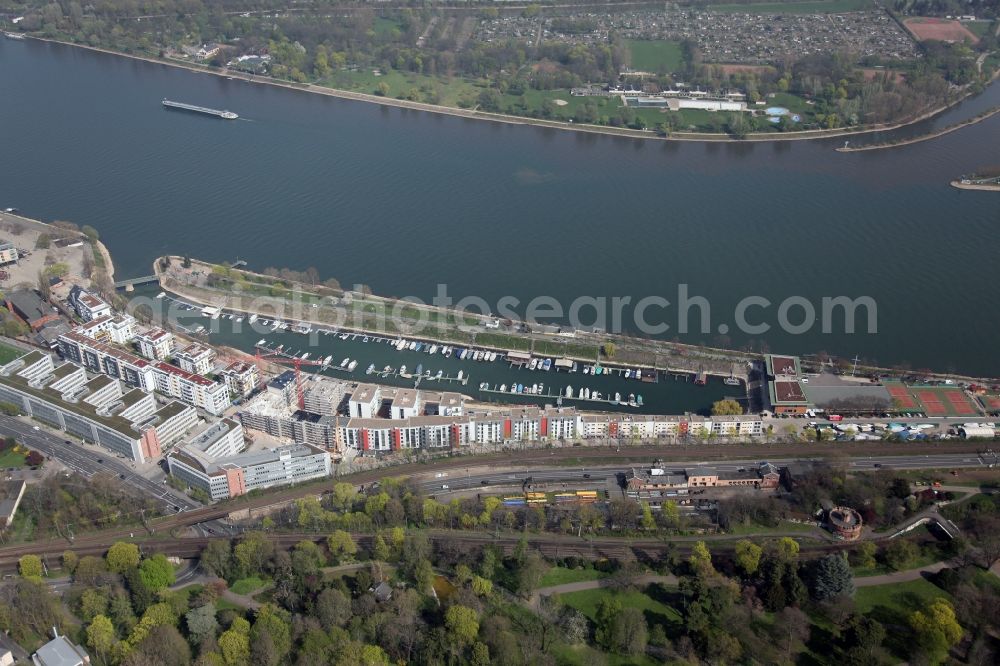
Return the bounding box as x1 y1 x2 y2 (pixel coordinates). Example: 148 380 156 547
58 330 156 391
168 438 330 501
0 351 197 462
68 285 112 322
75 314 136 345
174 342 215 375
134 327 174 361
58 328 230 415
220 361 259 400
152 362 230 416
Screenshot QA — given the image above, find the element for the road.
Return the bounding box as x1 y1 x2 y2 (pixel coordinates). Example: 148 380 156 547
0 415 199 512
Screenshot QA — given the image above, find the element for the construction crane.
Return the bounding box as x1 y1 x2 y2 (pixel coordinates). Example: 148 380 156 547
254 345 326 410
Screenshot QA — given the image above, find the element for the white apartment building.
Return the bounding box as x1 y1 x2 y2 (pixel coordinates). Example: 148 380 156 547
134 327 174 361
174 343 215 375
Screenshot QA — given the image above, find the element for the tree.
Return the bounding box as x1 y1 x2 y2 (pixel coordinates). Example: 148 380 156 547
37 271 51 300
735 540 763 577
74 556 108 586
775 537 800 561
250 605 290 665
129 625 190 666
182 256 192 268
218 617 251 665
689 541 715 577
184 604 218 645
882 539 918 571
609 607 648 656
811 553 855 601
602 342 616 358
139 554 175 591
62 550 78 574
82 225 99 242
909 599 963 664
326 530 357 563
375 81 390 96
86 614 116 662
199 540 232 579
515 552 547 597
594 598 623 649
234 533 273 577
845 614 885 664
775 607 811 658
445 605 480 647
106 542 140 574
18 554 43 579
711 399 743 416
640 501 656 530
313 588 350 627
854 541 877 570
35 234 51 249
471 575 493 597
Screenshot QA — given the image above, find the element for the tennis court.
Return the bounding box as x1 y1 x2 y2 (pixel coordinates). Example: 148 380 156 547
885 381 980 416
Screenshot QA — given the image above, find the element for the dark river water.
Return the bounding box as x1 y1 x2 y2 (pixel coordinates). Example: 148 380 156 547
1 38 999 375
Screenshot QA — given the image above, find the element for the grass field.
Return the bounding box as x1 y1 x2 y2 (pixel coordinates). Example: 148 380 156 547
0 342 23 365
709 0 874 13
0 450 27 468
561 585 682 626
538 566 609 587
625 39 685 72
318 69 482 108
855 578 949 615
963 20 995 38
229 575 269 595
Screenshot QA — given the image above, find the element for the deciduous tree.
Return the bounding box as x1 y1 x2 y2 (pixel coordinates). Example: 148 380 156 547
106 542 140 574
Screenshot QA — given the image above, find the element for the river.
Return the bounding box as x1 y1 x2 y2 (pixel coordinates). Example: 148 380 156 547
1 38 999 375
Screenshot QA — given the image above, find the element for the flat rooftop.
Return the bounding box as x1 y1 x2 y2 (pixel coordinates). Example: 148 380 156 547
766 354 800 377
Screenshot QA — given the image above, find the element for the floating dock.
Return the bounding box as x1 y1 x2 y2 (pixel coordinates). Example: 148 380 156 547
162 99 238 120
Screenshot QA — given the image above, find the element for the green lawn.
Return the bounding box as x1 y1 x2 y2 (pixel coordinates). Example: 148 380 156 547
561 585 682 626
318 69 482 108
229 575 268 595
0 449 27 468
553 643 659 666
0 342 23 365
625 39 684 73
855 578 949 616
538 566 609 588
709 0 874 13
963 20 994 38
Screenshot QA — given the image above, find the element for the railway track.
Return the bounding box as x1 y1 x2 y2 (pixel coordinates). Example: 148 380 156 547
0 527 856 571
0 441 984 566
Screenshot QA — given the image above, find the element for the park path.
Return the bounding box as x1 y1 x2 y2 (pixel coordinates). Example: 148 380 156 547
172 574 264 611
529 573 677 607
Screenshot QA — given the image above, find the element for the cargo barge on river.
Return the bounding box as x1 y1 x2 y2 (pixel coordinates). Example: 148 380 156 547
162 99 238 120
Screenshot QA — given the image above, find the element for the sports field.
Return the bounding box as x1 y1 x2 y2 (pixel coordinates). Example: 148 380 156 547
884 381 980 416
625 40 684 72
904 17 979 44
981 395 1000 412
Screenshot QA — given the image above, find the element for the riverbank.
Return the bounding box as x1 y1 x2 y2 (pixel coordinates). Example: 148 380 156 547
22 36 986 146
950 180 1000 191
836 104 1000 152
